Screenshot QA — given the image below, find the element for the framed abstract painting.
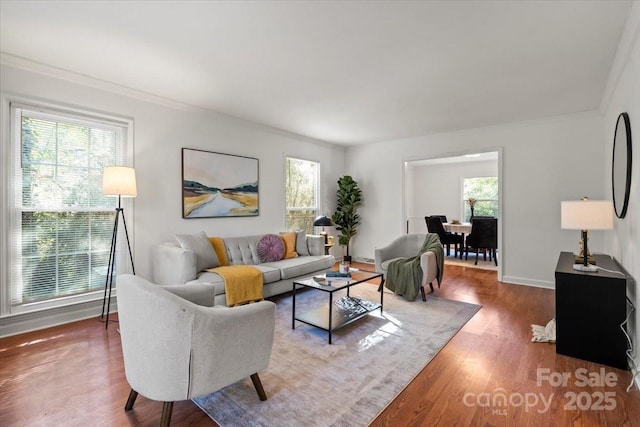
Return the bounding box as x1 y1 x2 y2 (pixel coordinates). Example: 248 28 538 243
182 148 259 218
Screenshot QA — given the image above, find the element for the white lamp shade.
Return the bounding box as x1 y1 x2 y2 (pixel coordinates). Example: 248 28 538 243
561 200 613 230
103 166 137 197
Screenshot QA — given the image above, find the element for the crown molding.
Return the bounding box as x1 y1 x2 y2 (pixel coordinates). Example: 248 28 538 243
0 52 204 112
0 52 337 148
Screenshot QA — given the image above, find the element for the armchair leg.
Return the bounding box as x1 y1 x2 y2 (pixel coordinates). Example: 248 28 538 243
124 389 138 411
429 282 434 293
251 373 268 401
160 402 173 427
421 286 427 301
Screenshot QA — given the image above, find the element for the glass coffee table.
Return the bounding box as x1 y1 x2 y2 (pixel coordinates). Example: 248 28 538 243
292 269 385 344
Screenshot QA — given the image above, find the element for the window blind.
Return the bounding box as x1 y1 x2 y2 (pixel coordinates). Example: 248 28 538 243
10 104 128 308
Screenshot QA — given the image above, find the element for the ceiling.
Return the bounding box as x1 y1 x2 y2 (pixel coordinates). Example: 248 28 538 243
0 1 632 146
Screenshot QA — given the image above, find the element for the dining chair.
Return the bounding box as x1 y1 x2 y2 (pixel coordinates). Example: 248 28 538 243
425 216 463 258
465 218 498 265
424 215 448 232
433 215 448 223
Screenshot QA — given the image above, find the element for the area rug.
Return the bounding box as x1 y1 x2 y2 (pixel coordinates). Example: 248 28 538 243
444 255 498 271
193 283 481 426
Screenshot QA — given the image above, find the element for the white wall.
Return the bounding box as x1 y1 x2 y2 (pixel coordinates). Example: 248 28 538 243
602 3 640 384
0 62 345 335
347 112 605 288
407 158 498 233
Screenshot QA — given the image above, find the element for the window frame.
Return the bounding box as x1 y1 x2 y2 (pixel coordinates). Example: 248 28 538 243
2 98 134 316
461 175 499 221
284 156 320 234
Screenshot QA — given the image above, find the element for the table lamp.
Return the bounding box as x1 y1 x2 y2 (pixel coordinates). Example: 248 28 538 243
101 166 137 328
313 215 334 244
560 198 613 272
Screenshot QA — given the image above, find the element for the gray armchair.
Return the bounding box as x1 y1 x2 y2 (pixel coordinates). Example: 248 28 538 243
374 233 442 301
117 274 276 426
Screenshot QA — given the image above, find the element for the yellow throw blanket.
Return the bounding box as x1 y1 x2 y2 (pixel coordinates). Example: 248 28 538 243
206 265 264 307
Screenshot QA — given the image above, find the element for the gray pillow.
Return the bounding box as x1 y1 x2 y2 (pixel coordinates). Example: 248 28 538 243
295 231 310 256
176 231 219 272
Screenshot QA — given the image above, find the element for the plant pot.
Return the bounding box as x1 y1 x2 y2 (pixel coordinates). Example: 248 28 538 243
342 255 352 264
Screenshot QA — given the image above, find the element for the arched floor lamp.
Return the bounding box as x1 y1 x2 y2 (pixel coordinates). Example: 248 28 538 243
101 166 137 328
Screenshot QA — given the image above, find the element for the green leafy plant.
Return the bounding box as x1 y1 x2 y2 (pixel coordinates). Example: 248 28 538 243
332 176 362 260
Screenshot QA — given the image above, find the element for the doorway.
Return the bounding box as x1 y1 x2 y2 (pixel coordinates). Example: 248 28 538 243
404 150 502 278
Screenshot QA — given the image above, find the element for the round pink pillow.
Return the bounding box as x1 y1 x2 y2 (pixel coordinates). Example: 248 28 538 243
257 234 285 262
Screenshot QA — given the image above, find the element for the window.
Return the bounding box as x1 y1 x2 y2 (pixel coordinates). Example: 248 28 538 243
8 103 130 313
463 176 498 220
285 157 319 233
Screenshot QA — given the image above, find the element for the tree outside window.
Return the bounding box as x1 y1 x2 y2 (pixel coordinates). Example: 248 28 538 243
9 105 127 310
463 177 498 220
285 157 319 233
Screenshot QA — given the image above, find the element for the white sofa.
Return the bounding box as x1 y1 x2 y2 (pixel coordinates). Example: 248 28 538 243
152 233 335 306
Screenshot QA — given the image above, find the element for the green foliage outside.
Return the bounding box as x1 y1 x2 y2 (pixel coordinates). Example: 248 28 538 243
463 176 499 221
285 158 318 233
19 116 117 303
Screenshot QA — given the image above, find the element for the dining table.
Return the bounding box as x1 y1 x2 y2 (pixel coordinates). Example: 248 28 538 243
443 222 472 259
443 222 472 234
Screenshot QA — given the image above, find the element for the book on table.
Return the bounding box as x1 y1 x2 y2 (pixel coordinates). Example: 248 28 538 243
325 271 351 278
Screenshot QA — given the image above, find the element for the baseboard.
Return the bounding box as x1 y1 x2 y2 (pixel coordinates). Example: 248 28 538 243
353 259 556 289
0 298 117 338
500 275 555 289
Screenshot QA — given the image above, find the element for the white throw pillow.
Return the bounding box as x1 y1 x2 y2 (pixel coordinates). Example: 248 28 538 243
176 231 219 272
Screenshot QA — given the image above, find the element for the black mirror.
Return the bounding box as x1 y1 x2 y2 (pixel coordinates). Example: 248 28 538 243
612 112 632 219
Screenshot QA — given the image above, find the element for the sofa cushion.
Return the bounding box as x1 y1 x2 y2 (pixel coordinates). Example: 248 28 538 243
257 234 285 262
224 235 262 265
250 265 282 283
195 264 281 291
279 232 298 259
262 255 336 280
295 231 310 256
189 272 225 295
208 237 229 266
176 231 219 272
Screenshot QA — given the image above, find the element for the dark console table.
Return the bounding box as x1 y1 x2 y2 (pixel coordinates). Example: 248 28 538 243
555 251 630 370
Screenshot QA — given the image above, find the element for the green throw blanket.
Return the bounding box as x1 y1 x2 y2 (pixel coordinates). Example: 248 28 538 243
385 233 444 301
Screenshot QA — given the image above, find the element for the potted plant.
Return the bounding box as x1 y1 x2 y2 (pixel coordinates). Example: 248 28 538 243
332 175 362 263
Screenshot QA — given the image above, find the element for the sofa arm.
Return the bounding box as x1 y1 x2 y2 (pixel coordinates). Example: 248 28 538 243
152 243 197 285
420 251 439 287
374 246 393 273
189 301 276 397
162 283 217 307
307 235 325 256
375 241 403 272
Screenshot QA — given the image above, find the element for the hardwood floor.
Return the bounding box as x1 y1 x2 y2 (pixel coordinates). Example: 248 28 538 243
1 263 638 426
